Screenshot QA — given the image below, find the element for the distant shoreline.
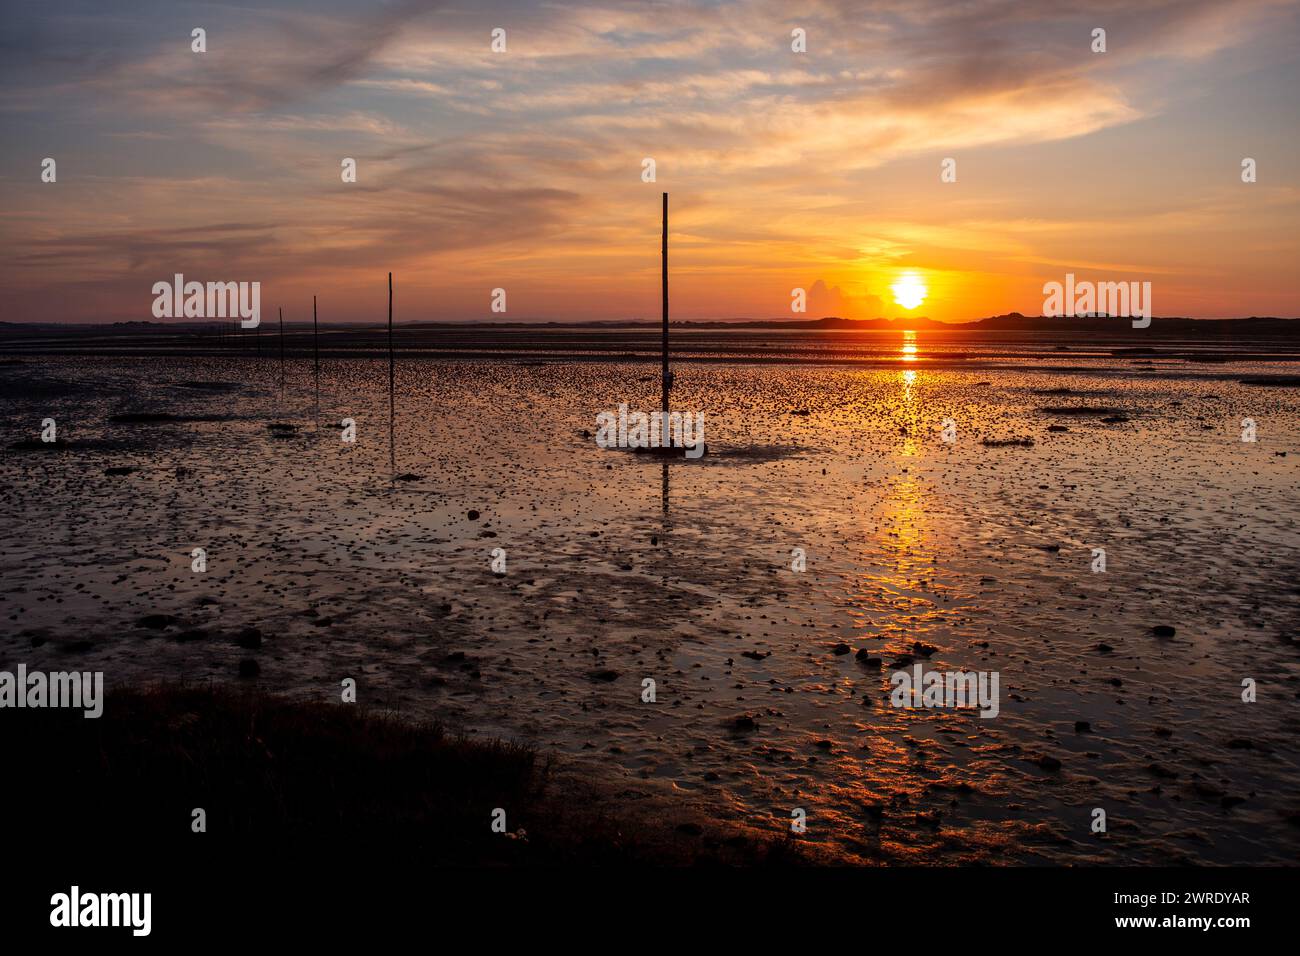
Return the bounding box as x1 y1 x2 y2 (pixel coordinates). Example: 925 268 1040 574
4 313 1300 334
5 313 1300 365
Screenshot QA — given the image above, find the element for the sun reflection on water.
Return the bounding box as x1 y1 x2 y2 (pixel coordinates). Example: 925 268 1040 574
900 330 918 362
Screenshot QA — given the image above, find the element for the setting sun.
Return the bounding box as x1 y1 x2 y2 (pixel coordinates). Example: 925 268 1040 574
891 273 928 310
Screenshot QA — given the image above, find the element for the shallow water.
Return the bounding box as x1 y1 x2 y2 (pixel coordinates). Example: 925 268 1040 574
2 342 1298 864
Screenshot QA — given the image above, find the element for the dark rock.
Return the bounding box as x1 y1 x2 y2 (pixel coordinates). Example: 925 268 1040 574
1151 625 1176 638
110 412 179 423
238 659 260 678
136 614 179 630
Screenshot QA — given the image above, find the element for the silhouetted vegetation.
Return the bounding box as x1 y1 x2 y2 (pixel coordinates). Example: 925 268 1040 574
2 685 810 866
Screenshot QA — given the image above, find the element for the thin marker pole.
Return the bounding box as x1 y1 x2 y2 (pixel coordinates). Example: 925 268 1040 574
388 272 395 477
279 307 286 402
661 191 669 419
313 296 319 375
388 272 394 397
313 295 320 421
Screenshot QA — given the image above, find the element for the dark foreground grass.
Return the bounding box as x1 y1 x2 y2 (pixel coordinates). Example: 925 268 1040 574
0 684 811 866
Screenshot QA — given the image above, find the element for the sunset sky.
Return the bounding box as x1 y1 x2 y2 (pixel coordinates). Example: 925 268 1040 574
1 0 1298 324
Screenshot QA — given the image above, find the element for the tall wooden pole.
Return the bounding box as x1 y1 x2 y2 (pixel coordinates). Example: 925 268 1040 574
313 295 320 422
388 272 395 476
661 191 669 418
388 272 394 398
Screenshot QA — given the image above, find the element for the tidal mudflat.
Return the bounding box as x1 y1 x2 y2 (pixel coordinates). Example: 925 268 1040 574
2 337 1298 864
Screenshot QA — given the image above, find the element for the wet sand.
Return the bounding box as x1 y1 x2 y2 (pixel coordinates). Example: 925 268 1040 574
2 335 1298 864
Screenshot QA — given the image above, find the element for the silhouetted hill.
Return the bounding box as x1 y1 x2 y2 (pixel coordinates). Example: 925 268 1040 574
695 314 1300 334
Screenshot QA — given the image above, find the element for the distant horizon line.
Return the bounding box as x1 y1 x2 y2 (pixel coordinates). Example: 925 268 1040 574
5 313 1300 331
